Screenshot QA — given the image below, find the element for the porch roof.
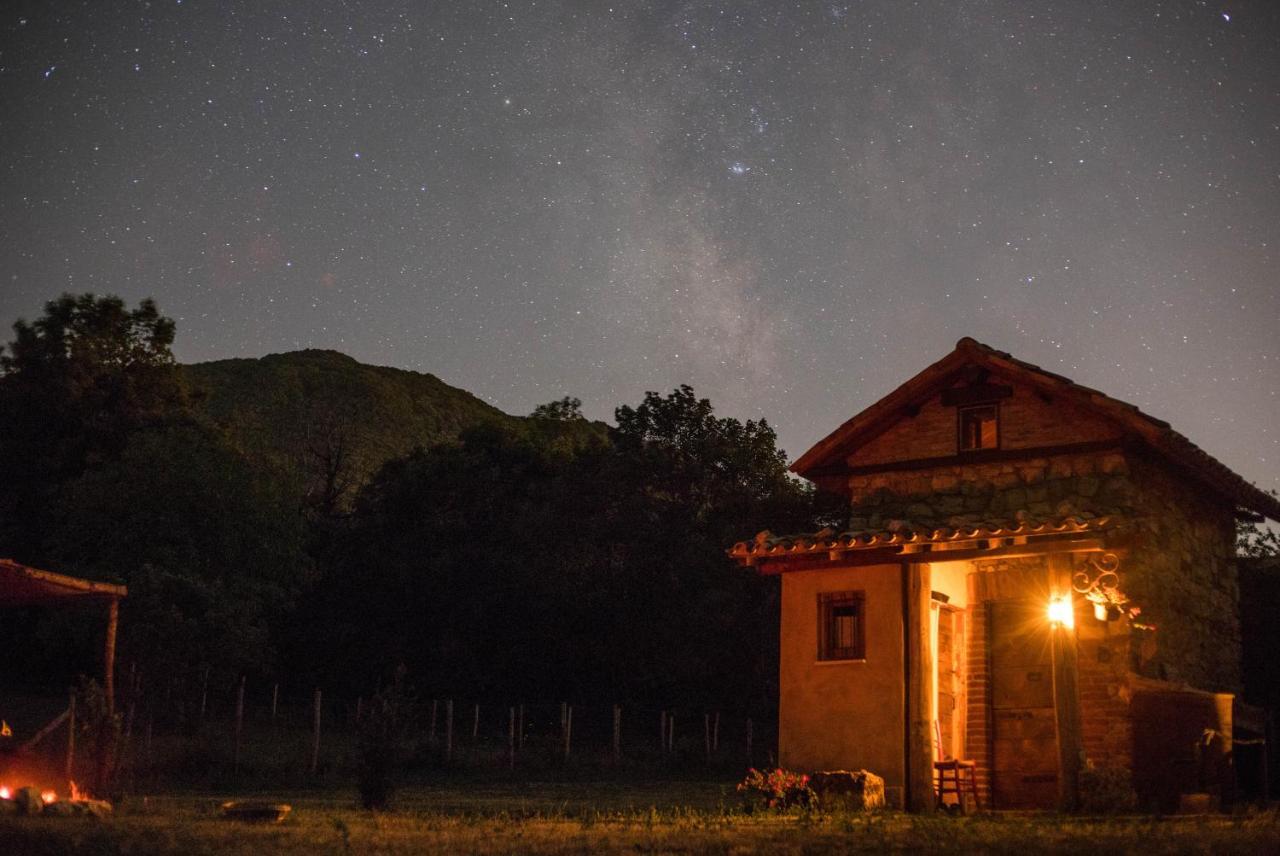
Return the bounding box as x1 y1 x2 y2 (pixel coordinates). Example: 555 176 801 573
0 558 127 605
729 512 1114 567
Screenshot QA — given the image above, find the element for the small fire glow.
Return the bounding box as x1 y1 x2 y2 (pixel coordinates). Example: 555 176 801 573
69 780 84 801
0 785 10 800
41 789 57 804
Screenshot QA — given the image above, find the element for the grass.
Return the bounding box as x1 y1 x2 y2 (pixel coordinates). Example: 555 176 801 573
3 781 1280 855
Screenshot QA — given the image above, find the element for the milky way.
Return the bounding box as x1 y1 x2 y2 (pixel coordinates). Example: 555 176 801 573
2 2 1278 490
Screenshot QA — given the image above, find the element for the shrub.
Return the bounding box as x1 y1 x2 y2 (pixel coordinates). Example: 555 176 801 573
355 670 415 810
736 767 815 811
1078 762 1138 814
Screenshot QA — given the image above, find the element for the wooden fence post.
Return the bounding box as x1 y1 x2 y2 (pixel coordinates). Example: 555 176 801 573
472 704 480 741
271 683 279 724
429 699 438 745
199 666 210 726
234 676 245 773
713 712 720 753
667 712 675 754
65 689 76 784
310 689 321 774
445 699 453 762
517 704 525 751
508 706 516 769
562 704 573 760
704 713 712 763
612 704 621 764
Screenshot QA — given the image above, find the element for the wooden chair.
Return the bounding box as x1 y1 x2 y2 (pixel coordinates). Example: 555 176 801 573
934 720 980 814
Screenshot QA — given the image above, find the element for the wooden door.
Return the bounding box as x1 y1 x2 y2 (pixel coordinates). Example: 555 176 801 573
989 599 1059 808
935 605 961 759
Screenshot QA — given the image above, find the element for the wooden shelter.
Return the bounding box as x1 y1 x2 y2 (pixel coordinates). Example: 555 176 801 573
732 338 1278 811
0 559 127 711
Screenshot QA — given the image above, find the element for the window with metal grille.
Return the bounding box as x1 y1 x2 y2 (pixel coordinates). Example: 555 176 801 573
818 591 865 661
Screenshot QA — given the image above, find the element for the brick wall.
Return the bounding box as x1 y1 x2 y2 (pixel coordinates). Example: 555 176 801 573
1074 591 1135 769
846 381 1122 469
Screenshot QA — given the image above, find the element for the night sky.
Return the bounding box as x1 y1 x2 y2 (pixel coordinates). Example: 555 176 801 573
2 1 1278 491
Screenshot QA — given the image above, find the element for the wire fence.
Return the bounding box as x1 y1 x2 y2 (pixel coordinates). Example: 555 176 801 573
14 680 779 792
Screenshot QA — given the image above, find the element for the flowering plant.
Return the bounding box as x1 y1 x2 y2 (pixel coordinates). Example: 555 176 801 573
736 767 815 810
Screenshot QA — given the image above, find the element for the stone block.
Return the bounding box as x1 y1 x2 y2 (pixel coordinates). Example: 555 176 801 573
1077 476 1100 497
809 769 886 812
1001 487 1028 510
13 786 43 815
931 474 959 492
1050 458 1074 479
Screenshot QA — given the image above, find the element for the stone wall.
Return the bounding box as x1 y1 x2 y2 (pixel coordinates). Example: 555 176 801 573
845 450 1136 531
1120 453 1241 694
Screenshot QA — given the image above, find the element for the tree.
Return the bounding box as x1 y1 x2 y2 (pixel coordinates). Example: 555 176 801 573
0 293 184 562
530 396 585 421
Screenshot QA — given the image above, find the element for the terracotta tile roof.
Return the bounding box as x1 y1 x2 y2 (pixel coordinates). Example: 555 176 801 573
730 512 1114 564
791 337 1280 522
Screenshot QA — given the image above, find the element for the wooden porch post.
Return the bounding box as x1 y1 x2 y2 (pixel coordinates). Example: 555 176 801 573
1050 618 1083 812
1049 555 1083 813
103 597 119 714
904 561 935 812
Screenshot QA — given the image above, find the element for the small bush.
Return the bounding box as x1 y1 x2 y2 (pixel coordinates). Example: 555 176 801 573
355 671 415 810
1078 763 1138 814
736 767 815 811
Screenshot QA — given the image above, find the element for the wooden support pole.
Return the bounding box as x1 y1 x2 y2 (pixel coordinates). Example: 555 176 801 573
430 699 438 745
65 690 76 785
445 699 453 762
903 561 935 813
310 689 322 774
271 683 279 723
1051 613 1083 812
234 675 245 773
508 706 516 769
473 704 480 741
103 598 119 714
612 704 622 764
1049 554 1083 813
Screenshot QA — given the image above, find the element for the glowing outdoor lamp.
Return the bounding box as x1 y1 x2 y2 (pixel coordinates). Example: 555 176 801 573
1047 595 1074 629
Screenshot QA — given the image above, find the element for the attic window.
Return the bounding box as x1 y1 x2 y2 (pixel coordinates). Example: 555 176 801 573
958 404 999 451
818 592 865 661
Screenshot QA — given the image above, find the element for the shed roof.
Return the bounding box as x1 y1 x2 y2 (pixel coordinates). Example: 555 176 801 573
791 337 1280 522
0 559 127 605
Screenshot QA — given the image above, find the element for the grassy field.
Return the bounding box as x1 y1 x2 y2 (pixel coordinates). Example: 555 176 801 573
2 781 1279 855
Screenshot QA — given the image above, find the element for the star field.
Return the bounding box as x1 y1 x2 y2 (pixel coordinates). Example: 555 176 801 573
1 1 1278 490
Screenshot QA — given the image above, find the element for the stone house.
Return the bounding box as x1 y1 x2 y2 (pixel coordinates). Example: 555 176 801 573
731 338 1280 811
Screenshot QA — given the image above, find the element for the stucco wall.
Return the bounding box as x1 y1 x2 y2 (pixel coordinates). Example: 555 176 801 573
778 563 905 797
